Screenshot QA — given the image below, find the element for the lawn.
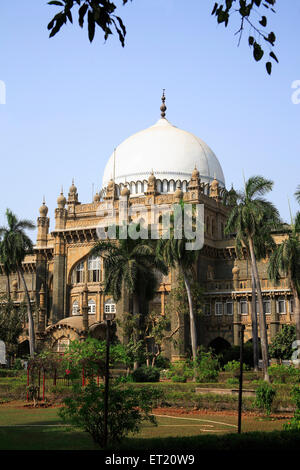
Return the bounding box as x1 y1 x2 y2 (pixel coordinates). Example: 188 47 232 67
0 403 293 450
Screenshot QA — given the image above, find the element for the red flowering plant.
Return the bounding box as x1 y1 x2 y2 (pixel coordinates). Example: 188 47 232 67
61 337 128 383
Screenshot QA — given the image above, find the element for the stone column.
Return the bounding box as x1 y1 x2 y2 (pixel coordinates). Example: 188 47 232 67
51 233 66 324
270 295 279 339
232 261 241 346
82 284 89 334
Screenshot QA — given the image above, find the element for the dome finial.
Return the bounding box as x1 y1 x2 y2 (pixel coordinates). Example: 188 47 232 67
160 89 167 118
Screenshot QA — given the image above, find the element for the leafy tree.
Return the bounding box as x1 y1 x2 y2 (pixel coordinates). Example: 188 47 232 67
143 310 171 367
59 380 162 448
47 0 278 74
0 295 26 358
63 337 127 378
156 203 202 364
268 219 300 344
295 186 300 206
225 175 280 381
90 228 168 369
0 209 36 357
254 381 276 415
211 0 278 75
269 325 296 361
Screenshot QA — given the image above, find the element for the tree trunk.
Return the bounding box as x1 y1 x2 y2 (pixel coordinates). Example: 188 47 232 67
250 270 259 371
248 238 269 382
19 267 35 357
6 273 11 301
291 282 300 344
183 271 197 363
132 295 140 371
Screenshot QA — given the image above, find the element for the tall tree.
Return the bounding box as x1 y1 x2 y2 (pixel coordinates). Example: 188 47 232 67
0 209 36 356
90 229 168 369
156 203 201 364
0 242 13 300
268 211 300 346
225 176 280 381
47 0 278 74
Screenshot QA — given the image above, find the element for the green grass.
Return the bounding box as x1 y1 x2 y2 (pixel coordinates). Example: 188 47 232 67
0 403 293 450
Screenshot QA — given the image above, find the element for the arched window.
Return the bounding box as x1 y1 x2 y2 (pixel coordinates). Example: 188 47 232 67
169 180 175 192
72 300 80 315
162 180 168 193
88 299 96 314
88 255 101 282
72 261 84 284
55 337 70 353
104 299 116 314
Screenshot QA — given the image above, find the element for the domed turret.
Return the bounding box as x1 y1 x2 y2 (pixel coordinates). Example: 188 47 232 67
121 185 130 197
174 182 183 200
39 198 48 217
93 192 100 203
57 189 66 208
103 95 225 193
69 182 77 194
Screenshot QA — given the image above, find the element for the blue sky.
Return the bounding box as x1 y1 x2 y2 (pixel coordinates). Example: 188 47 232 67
0 0 299 239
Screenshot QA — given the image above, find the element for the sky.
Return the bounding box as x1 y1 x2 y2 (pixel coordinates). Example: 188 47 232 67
0 0 299 240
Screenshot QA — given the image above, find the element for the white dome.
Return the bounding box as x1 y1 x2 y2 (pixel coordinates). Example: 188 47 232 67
102 118 225 190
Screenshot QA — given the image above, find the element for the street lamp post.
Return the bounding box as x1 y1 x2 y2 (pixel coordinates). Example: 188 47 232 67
103 312 115 448
238 324 245 434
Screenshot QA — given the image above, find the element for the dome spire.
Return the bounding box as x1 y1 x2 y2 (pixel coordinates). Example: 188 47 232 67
160 89 167 118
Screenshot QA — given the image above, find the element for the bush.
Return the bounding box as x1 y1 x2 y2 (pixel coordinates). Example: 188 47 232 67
167 361 193 383
223 360 248 377
284 386 300 431
254 382 276 415
59 380 162 448
13 359 24 370
268 364 300 384
131 366 160 383
0 369 22 377
269 325 296 361
154 355 171 370
219 343 257 368
195 350 219 383
226 377 239 386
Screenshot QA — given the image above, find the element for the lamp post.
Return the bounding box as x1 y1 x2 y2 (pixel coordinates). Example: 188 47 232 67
103 312 115 448
238 324 245 434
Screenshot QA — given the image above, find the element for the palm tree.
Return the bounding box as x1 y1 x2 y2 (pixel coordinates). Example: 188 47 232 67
295 186 300 205
90 229 168 368
268 211 300 345
0 209 35 356
156 203 200 364
0 242 13 300
225 176 280 381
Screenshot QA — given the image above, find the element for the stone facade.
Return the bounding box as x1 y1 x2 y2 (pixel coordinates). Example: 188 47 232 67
0 174 294 360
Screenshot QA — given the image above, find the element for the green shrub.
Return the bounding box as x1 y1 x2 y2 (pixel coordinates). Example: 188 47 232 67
195 350 219 383
167 361 193 383
154 355 171 370
226 377 239 386
0 369 21 377
268 364 300 384
131 366 160 383
13 359 24 370
219 343 257 368
284 386 300 431
59 380 162 448
254 382 276 415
